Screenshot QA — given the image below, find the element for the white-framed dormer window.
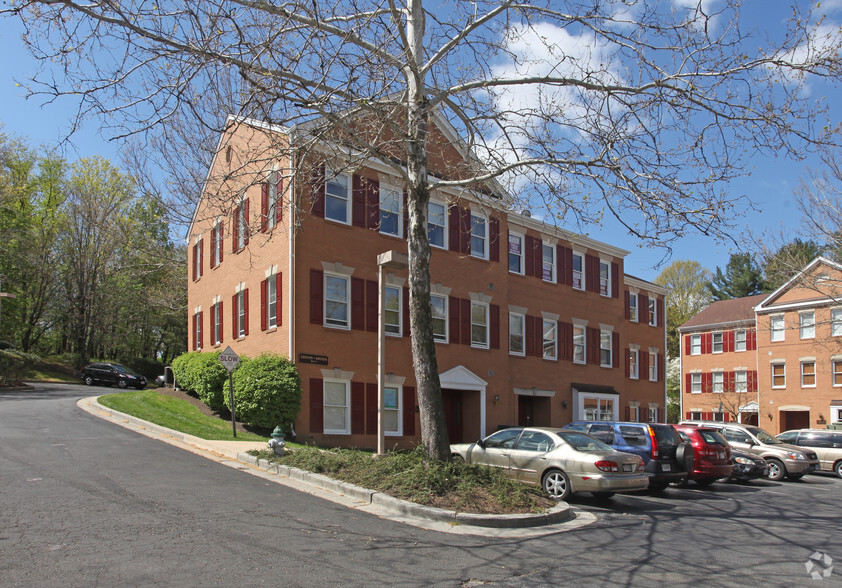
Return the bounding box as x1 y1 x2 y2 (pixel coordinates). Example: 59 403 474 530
324 273 351 329
509 312 525 356
384 285 402 336
325 171 351 224
772 362 786 388
431 293 448 343
543 319 557 360
471 301 489 348
712 371 724 393
770 315 785 342
508 233 524 274
470 213 488 259
323 378 351 435
379 184 402 237
649 350 658 382
600 329 613 367
801 360 816 388
690 334 701 355
735 370 747 393
800 311 815 340
573 322 586 364
427 201 447 249
712 332 724 354
735 330 747 352
542 243 556 283
628 292 638 322
690 373 702 393
648 297 657 326
572 251 585 290
832 308 842 337
629 347 639 379
383 383 403 436
599 260 610 297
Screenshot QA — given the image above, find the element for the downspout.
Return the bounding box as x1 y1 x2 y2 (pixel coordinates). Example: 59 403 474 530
288 144 296 362
665 291 670 423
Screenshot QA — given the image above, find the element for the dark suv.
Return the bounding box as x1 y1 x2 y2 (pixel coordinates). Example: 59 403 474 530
563 422 692 490
81 362 147 390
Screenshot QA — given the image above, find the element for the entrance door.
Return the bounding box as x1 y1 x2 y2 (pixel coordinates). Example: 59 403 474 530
740 412 759 426
442 388 464 444
782 410 810 432
518 396 534 427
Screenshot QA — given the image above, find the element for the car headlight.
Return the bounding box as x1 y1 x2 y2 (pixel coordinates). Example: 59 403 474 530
786 452 805 460
735 457 754 465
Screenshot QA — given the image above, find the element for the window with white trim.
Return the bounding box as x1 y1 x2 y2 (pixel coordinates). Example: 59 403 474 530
630 406 639 422
629 348 639 379
599 260 610 296
325 172 351 224
236 200 248 250
194 311 202 350
801 361 816 388
470 213 488 259
212 222 224 267
573 325 586 364
431 294 447 343
323 379 350 435
471 301 489 348
236 291 246 338
428 201 447 248
384 285 401 336
690 411 703 420
379 185 402 237
834 360 842 387
772 363 786 388
735 330 747 352
600 330 612 367
712 371 724 393
833 309 842 337
712 332 723 353
267 276 278 329
542 243 555 282
193 239 203 280
711 412 726 422
509 313 525 356
690 373 702 394
572 252 584 290
543 319 557 360
648 297 657 326
690 334 701 355
212 302 222 346
771 315 785 342
324 273 350 329
800 312 815 339
735 370 747 393
508 233 523 274
383 385 402 436
649 407 658 423
649 351 658 382
628 292 638 322
583 396 615 421
834 407 842 424
267 173 281 231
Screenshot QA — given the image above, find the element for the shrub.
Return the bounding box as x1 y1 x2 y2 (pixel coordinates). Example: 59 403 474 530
0 350 40 385
171 351 228 410
224 353 302 430
119 357 166 380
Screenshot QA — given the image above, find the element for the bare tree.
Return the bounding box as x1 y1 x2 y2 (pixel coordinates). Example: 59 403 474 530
9 0 841 459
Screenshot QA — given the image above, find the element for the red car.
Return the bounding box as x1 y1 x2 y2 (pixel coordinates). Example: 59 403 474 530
673 425 733 486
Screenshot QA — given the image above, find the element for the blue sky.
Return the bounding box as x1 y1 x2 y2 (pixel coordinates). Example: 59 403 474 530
1 7 838 284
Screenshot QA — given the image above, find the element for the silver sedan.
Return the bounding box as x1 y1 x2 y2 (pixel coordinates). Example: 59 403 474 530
450 427 648 500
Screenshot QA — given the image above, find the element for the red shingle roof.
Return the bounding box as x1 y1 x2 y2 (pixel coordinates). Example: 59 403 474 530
679 294 767 330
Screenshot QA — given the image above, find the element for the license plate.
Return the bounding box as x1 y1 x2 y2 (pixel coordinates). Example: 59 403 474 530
662 464 671 472
623 464 633 472
719 452 725 460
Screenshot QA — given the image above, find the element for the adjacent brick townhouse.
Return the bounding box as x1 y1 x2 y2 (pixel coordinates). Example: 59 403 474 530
679 257 842 433
187 115 668 448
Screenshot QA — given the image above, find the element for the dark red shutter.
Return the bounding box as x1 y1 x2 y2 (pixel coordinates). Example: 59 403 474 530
311 163 325 217
191 243 197 281
261 183 269 232
489 217 500 262
310 379 324 433
365 383 377 435
657 298 664 327
535 318 544 358
703 373 712 393
275 174 283 224
625 349 631 378
351 277 365 331
533 239 542 279
703 333 712 354
724 413 731 422
525 315 536 357
460 207 471 254
587 326 599 365
448 205 460 252
624 406 630 421
243 288 249 335
231 294 237 338
366 179 380 230
525 236 536 277
624 291 631 320
276 273 283 327
232 207 240 252
686 411 691 420
565 247 574 286
260 279 268 331
557 245 569 285
584 254 595 292
684 334 691 356
243 198 251 246
402 287 410 338
612 332 619 368
490 304 500 349
449 296 460 344
198 311 204 350
403 386 416 436
310 269 324 324
210 229 217 269
351 381 365 435
749 329 757 350
191 314 196 350
685 373 691 392
365 280 378 332
640 293 649 323
641 350 649 379
352 174 366 228
611 263 619 298
658 353 664 382
460 298 471 345
658 409 665 423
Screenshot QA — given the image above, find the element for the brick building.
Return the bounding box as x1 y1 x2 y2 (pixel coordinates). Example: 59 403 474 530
187 115 668 448
679 257 842 433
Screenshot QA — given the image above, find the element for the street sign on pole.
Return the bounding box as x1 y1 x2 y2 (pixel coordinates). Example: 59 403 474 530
218 346 240 437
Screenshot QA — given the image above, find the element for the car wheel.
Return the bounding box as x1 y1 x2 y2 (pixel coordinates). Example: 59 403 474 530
135 384 146 390
591 492 615 500
118 380 128 389
84 376 94 386
695 478 716 487
834 461 842 479
542 469 571 501
766 458 786 481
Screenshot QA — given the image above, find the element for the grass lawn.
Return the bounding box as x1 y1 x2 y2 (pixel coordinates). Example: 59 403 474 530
98 389 269 442
24 365 80 383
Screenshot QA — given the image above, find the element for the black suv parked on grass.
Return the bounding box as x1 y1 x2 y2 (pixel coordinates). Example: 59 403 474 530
81 362 147 390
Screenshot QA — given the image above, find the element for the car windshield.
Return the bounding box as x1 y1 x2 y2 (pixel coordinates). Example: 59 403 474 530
652 424 681 446
112 364 137 376
557 431 613 452
747 426 781 444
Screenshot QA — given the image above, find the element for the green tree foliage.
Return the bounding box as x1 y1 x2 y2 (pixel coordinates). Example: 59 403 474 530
224 354 302 430
666 358 681 424
762 239 823 291
655 260 713 358
707 253 768 301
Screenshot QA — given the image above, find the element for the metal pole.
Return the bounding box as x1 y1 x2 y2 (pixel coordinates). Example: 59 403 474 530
229 371 237 438
377 263 385 456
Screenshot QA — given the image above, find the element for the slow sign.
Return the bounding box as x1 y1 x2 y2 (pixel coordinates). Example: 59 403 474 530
219 346 240 372
218 346 240 437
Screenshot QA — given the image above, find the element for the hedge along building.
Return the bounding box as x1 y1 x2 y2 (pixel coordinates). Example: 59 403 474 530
186 114 668 448
679 257 842 434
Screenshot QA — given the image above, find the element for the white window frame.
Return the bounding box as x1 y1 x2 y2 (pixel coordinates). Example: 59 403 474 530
427 200 447 249
325 171 351 224
194 239 203 280
384 285 402 336
213 302 222 346
833 360 842 387
832 308 842 337
323 378 351 435
690 411 703 420
690 334 701 355
580 394 617 422
648 297 657 327
212 222 224 267
470 301 489 349
379 184 402 237
834 407 842 424
509 312 525 356
800 311 815 340
572 251 585 291
649 407 658 423
324 273 351 330
712 371 724 394
267 276 278 330
431 293 448 343
690 373 702 394
508 232 524 275
470 212 488 260
735 370 747 394
770 315 785 342
237 291 246 339
600 329 612 367
801 360 816 388
573 324 586 364
628 292 638 322
383 384 403 437
599 260 610 297
630 405 639 422
649 351 658 382
735 330 747 352
267 172 281 231
236 200 248 251
541 242 556 283
712 332 724 354
194 311 202 350
771 362 786 389
629 348 639 379
543 319 557 360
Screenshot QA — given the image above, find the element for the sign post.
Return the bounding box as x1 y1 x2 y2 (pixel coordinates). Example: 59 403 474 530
218 346 241 438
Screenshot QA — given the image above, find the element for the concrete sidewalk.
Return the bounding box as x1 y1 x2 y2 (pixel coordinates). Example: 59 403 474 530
78 395 596 537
